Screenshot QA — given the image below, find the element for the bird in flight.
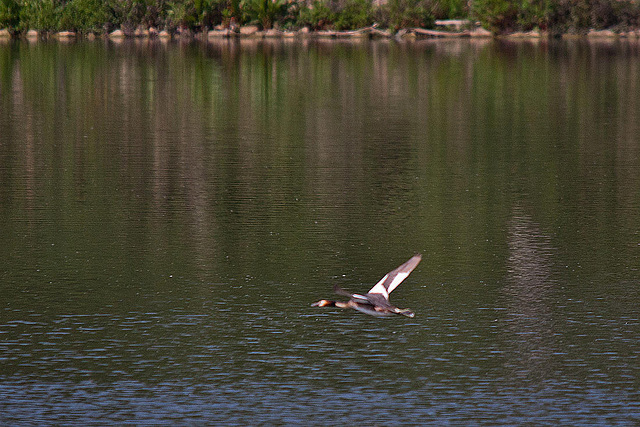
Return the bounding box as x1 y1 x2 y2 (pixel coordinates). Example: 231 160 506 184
311 254 421 317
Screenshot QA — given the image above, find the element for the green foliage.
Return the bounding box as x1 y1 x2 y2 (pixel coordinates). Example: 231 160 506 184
19 0 63 31
2 0 640 35
472 0 640 34
545 0 640 34
58 0 111 32
298 0 375 31
431 0 467 19
613 0 640 29
0 0 21 31
298 0 334 29
220 0 242 26
332 0 373 30
111 0 166 29
241 0 287 29
472 0 519 33
163 0 235 29
166 0 197 28
195 0 226 28
380 0 434 30
120 0 199 31
516 0 550 31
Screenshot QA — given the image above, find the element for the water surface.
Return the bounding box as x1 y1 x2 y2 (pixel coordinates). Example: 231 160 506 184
1 37 639 424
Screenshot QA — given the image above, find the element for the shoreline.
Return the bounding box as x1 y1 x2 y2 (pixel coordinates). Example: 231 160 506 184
3 24 640 42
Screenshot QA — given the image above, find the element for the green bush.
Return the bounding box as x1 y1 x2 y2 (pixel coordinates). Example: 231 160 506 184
109 0 226 31
241 0 287 29
546 1 583 33
516 0 549 31
298 0 334 29
0 0 21 31
19 0 62 31
196 0 227 28
380 0 435 30
544 0 640 34
614 0 640 29
219 0 242 26
471 0 640 34
3 0 640 35
431 0 467 19
166 0 197 28
333 0 373 30
109 0 168 30
472 0 551 33
58 0 111 32
472 0 519 33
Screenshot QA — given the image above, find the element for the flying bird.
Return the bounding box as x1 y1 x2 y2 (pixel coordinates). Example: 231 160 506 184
311 254 421 317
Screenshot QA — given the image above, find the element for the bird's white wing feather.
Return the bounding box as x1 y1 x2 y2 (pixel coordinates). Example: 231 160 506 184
367 254 422 298
367 274 390 299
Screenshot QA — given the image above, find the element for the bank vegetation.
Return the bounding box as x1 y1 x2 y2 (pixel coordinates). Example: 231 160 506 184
1 0 640 38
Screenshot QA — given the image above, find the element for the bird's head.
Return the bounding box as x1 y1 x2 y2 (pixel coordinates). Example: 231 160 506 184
311 299 336 307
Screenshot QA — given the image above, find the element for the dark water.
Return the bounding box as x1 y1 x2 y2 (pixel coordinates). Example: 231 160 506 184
1 37 639 424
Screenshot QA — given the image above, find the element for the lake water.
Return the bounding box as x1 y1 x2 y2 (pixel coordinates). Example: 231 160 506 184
1 37 639 424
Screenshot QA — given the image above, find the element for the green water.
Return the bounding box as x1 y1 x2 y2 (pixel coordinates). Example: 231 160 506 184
1 38 639 424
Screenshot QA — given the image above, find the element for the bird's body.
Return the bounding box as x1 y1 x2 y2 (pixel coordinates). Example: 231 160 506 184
311 254 421 318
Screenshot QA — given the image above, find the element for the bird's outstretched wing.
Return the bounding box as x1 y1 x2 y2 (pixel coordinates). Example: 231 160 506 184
367 254 422 300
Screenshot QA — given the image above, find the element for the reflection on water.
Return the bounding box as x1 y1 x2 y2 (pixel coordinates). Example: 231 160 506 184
1 39 640 424
504 206 556 381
